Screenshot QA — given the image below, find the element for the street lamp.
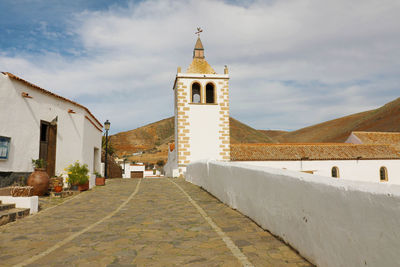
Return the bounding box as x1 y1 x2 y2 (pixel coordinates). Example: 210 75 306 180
104 120 111 179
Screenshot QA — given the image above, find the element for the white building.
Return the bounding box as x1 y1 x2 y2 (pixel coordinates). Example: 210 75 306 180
122 163 145 178
165 36 230 177
0 72 103 187
231 143 400 184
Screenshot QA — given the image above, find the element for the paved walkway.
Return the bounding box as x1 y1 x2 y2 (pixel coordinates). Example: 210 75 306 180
0 178 311 267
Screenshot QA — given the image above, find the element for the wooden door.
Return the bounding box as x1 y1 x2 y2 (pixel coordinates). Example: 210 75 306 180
47 124 57 177
39 121 57 177
130 171 143 178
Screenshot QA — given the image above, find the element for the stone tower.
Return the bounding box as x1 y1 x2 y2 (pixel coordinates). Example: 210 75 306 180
171 36 230 176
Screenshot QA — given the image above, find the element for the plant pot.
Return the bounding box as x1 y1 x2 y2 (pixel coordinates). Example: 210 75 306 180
54 185 63 193
78 181 89 191
27 168 50 196
70 185 78 191
95 177 105 186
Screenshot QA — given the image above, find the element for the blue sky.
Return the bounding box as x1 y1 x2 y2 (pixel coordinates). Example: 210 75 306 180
1 0 399 134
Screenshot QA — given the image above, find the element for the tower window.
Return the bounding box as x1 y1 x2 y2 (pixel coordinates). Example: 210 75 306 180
191 82 201 103
331 166 339 178
206 83 215 103
380 166 388 182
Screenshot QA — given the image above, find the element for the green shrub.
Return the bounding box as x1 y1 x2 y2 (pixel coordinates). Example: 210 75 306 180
32 158 47 169
65 161 89 185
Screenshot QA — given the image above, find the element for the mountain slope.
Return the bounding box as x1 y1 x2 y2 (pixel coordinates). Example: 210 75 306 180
276 97 400 143
111 116 274 164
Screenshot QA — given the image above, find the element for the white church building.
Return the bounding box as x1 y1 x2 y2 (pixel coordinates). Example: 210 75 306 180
0 72 103 187
165 36 230 177
166 36 400 184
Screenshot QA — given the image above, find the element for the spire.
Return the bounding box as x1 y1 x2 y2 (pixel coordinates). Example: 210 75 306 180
193 37 204 59
193 27 204 59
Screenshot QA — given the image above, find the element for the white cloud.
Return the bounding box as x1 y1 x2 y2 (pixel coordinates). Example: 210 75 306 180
1 0 399 133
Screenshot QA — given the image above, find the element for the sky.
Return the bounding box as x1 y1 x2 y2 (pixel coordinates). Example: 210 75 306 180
1 0 399 134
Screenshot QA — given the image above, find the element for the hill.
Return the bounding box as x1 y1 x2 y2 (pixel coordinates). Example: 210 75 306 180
275 97 400 143
111 116 274 165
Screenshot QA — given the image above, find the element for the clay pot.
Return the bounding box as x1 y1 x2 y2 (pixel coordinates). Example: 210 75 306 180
95 177 105 186
78 181 89 191
54 186 62 193
27 168 50 196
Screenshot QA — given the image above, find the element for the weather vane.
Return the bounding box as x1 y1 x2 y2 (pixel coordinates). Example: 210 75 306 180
195 27 203 37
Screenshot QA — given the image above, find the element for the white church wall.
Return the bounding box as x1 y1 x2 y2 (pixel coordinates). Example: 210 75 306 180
241 159 400 184
187 160 400 267
0 74 102 179
188 104 221 162
173 73 229 176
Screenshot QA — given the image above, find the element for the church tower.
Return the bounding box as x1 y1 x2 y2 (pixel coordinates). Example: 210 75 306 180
170 34 230 176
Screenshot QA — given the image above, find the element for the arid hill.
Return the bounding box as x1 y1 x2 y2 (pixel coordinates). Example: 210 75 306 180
112 97 400 165
111 116 274 165
275 97 400 143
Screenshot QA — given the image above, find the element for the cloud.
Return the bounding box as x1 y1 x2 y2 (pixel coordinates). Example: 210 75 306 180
1 0 399 133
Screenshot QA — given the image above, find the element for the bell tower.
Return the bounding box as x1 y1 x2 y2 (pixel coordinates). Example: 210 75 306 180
170 31 230 177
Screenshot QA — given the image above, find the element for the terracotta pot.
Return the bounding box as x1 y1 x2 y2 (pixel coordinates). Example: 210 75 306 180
27 168 50 196
54 186 62 193
78 181 89 191
95 177 105 186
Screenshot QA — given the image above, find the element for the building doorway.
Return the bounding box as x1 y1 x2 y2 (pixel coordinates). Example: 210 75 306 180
39 120 57 177
130 171 143 178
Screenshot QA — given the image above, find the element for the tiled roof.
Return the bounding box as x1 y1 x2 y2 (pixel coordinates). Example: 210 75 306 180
351 131 400 147
186 58 216 74
3 72 103 128
230 143 400 161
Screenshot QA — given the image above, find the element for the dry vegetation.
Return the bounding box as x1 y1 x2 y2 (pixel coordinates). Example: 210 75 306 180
275 97 400 143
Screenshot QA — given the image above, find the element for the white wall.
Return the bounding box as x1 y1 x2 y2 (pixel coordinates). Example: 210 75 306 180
0 74 102 179
241 159 400 184
165 147 179 177
187 160 400 267
121 164 145 178
188 105 221 161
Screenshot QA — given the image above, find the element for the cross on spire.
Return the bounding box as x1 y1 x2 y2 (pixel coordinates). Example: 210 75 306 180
195 27 203 37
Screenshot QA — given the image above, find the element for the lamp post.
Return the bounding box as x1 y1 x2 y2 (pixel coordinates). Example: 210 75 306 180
104 120 111 179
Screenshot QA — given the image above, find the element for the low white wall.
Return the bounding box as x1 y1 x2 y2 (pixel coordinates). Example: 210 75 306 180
242 159 400 184
0 196 38 214
187 160 400 267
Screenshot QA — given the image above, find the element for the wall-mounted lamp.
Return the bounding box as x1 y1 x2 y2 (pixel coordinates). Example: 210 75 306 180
68 109 76 114
21 92 32 98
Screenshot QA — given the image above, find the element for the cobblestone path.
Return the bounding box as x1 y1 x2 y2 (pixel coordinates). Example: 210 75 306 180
0 178 311 267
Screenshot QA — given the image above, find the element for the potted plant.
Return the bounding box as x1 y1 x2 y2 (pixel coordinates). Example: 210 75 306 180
65 161 89 191
27 159 49 196
94 172 105 186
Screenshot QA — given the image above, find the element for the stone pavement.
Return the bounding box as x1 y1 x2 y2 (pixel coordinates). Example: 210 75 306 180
0 178 312 267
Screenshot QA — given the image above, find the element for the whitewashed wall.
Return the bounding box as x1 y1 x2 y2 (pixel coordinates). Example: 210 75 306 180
121 164 145 178
241 159 400 184
187 160 400 267
0 74 102 178
165 147 178 177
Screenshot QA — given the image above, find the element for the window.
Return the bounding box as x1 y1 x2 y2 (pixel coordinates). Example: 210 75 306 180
331 166 339 178
191 82 201 103
380 166 388 182
206 83 215 103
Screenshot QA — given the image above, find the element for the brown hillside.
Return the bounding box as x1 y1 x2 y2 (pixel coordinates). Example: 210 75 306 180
277 97 400 143
258 130 288 139
111 116 274 165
